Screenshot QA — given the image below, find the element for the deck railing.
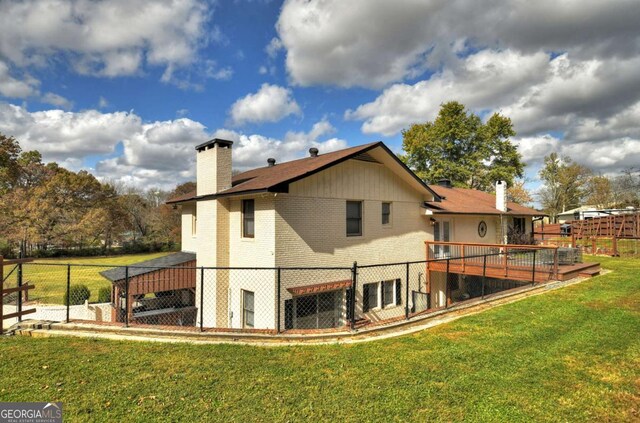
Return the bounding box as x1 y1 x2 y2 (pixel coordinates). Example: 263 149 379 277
425 241 559 282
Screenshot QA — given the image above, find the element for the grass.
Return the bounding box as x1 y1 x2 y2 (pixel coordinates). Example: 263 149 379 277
1 255 639 422
2 252 170 304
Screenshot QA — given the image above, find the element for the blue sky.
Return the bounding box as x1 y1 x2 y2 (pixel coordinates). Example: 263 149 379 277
1 0 639 195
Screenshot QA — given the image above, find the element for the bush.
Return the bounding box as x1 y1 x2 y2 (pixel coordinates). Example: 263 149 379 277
97 287 111 303
64 284 91 306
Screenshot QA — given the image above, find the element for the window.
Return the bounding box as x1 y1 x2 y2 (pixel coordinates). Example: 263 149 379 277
362 282 379 312
383 280 395 307
242 199 255 238
287 291 342 330
242 290 254 328
346 201 362 236
513 217 526 234
382 202 391 225
382 279 402 308
433 220 451 257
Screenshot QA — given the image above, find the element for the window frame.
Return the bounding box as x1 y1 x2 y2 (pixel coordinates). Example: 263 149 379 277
363 282 380 312
346 200 363 237
513 217 526 234
242 199 255 238
242 289 255 329
383 280 395 308
381 202 391 226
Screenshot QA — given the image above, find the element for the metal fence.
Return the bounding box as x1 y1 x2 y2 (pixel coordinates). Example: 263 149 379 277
2 252 550 335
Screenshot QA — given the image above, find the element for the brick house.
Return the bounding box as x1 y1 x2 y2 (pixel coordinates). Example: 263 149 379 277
168 139 542 331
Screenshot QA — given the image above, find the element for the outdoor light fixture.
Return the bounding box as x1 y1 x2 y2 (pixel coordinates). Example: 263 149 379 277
429 217 437 225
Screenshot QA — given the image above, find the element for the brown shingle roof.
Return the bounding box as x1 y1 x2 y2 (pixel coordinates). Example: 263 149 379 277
168 142 420 203
425 185 543 216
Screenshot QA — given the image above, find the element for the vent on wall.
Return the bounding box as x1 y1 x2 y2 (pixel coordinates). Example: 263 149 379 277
352 152 381 164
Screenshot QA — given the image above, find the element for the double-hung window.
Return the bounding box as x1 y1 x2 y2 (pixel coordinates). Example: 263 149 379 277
382 202 391 225
346 201 362 236
242 199 255 238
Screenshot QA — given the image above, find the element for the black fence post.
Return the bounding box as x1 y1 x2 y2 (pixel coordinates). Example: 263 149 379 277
200 267 204 332
405 262 410 320
66 264 71 323
17 263 23 322
445 259 450 308
481 255 487 300
350 261 357 330
276 267 281 334
531 250 537 286
124 266 129 328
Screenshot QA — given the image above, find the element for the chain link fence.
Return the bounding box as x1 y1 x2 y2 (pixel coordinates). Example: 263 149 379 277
2 252 563 335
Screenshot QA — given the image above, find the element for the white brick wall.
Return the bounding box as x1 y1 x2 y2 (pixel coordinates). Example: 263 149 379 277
180 202 197 253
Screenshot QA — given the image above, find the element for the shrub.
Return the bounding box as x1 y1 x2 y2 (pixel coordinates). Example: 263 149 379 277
97 287 112 303
64 284 91 306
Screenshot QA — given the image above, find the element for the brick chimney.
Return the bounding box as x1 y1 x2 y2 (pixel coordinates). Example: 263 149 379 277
195 138 233 196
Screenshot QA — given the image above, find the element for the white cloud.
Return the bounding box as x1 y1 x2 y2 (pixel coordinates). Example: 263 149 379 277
213 118 347 170
276 0 640 89
513 134 640 174
265 37 284 59
41 92 73 109
0 0 214 84
0 103 141 161
98 96 109 109
0 102 348 189
0 60 39 98
229 83 301 126
345 49 551 136
0 102 206 188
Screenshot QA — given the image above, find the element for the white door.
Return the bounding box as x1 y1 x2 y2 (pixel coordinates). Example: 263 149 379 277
434 219 451 257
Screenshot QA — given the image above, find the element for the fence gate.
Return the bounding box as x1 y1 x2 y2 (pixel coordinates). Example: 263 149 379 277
1 256 36 334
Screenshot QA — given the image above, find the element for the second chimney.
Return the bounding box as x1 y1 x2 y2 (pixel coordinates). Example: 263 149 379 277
496 180 507 212
309 147 319 157
267 158 276 167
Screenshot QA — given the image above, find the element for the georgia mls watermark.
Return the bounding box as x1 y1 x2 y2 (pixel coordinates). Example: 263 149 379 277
0 403 62 423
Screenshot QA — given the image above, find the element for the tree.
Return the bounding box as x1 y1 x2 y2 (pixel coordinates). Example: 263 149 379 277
401 101 524 191
507 180 533 206
538 153 591 222
0 134 23 194
611 167 640 208
585 175 613 208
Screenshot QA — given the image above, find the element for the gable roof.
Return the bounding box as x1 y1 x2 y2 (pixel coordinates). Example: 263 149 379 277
424 185 543 216
99 252 196 282
168 142 439 203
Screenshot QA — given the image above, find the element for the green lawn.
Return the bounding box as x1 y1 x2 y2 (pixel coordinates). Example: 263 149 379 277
2 252 170 304
1 256 639 422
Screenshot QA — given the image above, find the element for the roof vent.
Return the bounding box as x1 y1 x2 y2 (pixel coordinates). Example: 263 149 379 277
437 178 452 188
309 147 319 157
267 158 276 167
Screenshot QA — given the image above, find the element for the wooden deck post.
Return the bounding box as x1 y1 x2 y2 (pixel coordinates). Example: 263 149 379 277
503 248 508 277
612 235 618 257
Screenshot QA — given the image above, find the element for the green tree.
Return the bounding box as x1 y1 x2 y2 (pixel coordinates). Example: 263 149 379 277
538 153 591 222
0 133 23 194
585 175 613 209
401 101 524 191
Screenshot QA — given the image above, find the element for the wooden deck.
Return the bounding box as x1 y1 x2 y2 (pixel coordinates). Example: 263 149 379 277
425 241 600 283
